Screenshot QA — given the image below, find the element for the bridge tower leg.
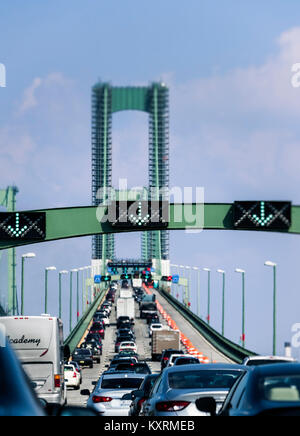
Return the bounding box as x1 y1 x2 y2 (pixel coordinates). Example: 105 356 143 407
0 186 18 314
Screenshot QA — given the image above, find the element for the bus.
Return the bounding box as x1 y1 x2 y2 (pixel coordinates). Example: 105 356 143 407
0 315 67 406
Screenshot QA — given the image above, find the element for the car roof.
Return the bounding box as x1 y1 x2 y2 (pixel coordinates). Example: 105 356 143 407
250 363 300 376
165 363 249 373
102 372 145 379
245 355 296 361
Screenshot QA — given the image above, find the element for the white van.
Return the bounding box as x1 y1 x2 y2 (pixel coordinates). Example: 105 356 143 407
0 315 67 406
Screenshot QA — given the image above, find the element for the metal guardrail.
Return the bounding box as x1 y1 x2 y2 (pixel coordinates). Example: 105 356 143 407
64 289 106 354
0 305 6 316
159 288 257 364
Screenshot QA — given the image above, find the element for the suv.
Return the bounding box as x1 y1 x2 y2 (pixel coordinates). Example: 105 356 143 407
117 316 131 329
161 349 184 370
72 349 94 368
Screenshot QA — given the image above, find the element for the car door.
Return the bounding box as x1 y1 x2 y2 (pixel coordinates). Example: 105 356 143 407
143 375 166 416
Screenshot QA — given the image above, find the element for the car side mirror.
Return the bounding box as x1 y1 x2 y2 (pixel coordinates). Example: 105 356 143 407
122 393 132 401
131 390 144 399
80 389 91 396
195 397 217 416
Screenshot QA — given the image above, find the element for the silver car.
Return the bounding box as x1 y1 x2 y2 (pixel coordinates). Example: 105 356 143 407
84 372 145 416
141 363 248 416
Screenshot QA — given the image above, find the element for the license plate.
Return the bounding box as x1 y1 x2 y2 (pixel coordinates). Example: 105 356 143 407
121 401 131 407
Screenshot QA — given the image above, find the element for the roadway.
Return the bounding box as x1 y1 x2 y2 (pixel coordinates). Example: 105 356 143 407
66 285 231 407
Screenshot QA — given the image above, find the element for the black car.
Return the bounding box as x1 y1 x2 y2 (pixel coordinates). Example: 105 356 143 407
117 327 135 338
117 316 131 329
129 374 159 416
196 363 300 416
89 321 105 339
81 341 101 363
133 362 151 375
146 313 160 325
72 349 93 368
85 333 102 347
109 358 137 369
161 349 184 370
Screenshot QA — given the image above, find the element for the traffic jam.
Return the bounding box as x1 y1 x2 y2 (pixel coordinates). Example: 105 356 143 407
66 277 300 417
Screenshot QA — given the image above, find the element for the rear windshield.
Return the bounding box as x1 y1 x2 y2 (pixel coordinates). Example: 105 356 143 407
91 323 103 329
64 366 74 371
168 370 243 389
74 349 91 356
260 375 300 402
134 364 151 374
175 358 199 365
247 359 294 366
101 378 143 389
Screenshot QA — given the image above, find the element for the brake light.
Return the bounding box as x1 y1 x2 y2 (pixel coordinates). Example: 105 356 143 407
92 396 112 403
73 372 77 378
163 357 169 361
156 401 190 412
54 374 61 388
138 398 146 409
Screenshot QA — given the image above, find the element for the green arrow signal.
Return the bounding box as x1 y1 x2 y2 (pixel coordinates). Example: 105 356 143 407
7 213 28 237
252 202 273 226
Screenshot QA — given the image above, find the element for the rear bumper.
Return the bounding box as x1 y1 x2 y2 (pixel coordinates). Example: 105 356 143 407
38 391 65 406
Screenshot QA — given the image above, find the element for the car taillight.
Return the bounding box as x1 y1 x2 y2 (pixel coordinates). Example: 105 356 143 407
76 369 80 373
73 372 77 378
92 396 112 403
155 401 190 412
54 374 61 388
163 357 169 361
138 398 146 409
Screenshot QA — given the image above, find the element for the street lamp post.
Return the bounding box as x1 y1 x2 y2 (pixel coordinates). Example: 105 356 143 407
193 267 200 317
265 261 277 355
21 253 36 316
170 264 178 298
217 269 226 336
185 266 191 308
179 265 185 305
70 269 78 332
45 266 56 314
203 268 211 324
235 268 246 348
59 270 68 319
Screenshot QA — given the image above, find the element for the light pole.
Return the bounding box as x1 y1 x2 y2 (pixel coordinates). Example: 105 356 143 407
70 269 78 332
203 268 211 324
21 253 36 316
264 261 277 355
193 267 200 317
235 268 246 348
217 269 226 336
45 266 56 314
179 265 185 304
79 267 85 317
185 266 192 308
59 270 68 319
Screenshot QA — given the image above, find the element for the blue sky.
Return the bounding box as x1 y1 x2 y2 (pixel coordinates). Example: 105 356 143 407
1 0 300 356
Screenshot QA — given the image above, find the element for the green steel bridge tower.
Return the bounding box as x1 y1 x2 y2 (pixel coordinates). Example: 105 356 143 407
91 82 170 271
0 186 18 315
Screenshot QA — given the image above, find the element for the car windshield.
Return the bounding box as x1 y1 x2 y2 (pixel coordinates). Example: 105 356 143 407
247 359 293 366
101 378 143 389
260 375 300 402
175 358 199 365
168 370 243 389
134 364 151 374
74 349 90 356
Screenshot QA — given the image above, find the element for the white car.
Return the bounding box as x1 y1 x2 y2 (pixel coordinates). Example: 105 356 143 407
83 373 145 416
119 341 137 354
242 355 298 366
149 323 163 337
64 364 81 390
165 354 196 368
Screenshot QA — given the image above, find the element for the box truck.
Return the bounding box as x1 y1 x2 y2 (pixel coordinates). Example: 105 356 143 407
116 298 135 322
151 329 180 361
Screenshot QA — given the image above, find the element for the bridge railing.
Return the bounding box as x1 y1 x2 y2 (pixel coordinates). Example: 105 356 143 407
64 289 106 354
159 288 257 364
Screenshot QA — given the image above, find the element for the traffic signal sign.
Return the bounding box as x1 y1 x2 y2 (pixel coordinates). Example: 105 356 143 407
0 212 46 241
121 274 132 280
161 276 173 282
101 276 111 282
108 201 169 230
234 201 291 230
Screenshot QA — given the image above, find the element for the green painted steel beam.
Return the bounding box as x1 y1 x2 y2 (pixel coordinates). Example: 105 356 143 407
0 203 300 251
